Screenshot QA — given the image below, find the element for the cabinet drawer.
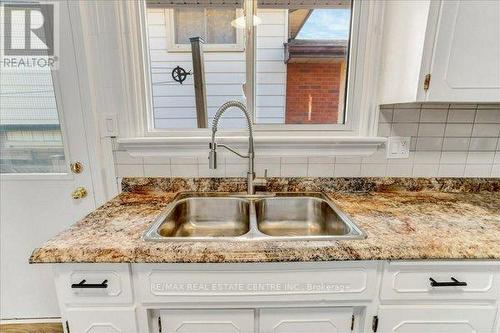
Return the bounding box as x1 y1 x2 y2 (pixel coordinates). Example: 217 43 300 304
380 261 500 301
134 262 379 303
55 264 133 305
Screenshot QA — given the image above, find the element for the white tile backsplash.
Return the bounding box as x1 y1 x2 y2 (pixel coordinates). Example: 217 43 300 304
447 108 476 123
471 124 500 137
418 123 445 137
281 163 308 177
198 163 226 177
334 164 361 177
414 151 441 164
464 164 492 177
475 109 500 123
441 151 468 164
391 123 419 136
466 152 495 164
393 108 421 123
113 103 500 178
307 163 334 177
171 164 199 177
412 164 439 177
469 137 497 151
491 164 500 177
144 164 171 177
442 137 470 151
416 137 443 151
438 164 465 177
386 164 413 177
445 123 473 137
360 163 387 177
420 108 448 123
143 156 171 165
379 109 393 123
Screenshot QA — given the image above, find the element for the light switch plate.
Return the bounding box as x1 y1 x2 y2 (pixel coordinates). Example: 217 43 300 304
100 113 118 137
386 136 410 159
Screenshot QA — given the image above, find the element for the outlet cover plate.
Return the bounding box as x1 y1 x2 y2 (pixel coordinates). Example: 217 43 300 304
386 136 410 159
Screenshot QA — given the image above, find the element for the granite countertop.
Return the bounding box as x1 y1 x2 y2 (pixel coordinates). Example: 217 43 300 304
30 177 500 263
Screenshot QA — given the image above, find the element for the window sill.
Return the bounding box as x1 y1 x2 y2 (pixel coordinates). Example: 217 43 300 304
117 136 386 157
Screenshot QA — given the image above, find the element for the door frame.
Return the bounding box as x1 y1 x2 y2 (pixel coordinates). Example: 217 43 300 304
66 0 118 205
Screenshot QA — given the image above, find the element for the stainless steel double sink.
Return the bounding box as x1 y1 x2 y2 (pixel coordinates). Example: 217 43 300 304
143 192 366 241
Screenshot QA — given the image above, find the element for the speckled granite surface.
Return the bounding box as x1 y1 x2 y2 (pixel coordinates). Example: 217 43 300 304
30 177 500 263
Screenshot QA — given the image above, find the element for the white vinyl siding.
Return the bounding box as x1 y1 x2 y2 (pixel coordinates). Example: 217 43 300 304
0 70 66 173
256 9 287 124
147 7 288 129
147 8 247 129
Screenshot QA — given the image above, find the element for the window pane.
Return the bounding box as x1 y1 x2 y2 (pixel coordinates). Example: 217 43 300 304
146 4 246 130
206 9 236 44
0 69 67 173
174 8 205 44
255 3 352 125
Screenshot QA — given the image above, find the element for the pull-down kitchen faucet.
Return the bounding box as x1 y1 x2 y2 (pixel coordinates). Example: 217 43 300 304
208 101 256 194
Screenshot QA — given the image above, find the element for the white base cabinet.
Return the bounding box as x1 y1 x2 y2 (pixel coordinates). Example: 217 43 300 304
156 309 254 333
53 261 500 333
260 307 353 333
65 308 138 333
377 305 497 333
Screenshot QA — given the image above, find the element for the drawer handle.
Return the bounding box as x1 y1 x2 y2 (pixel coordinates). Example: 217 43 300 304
429 277 467 287
71 279 108 289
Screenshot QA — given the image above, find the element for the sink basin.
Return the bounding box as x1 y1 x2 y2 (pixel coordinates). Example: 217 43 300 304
145 196 250 240
255 196 351 237
143 192 366 241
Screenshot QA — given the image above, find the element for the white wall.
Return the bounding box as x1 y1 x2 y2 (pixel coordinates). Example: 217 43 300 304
113 103 500 178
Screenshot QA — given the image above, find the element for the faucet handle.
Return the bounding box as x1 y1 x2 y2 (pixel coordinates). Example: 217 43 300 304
253 168 268 191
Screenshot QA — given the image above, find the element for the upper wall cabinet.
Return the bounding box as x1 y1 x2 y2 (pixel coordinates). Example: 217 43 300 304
379 0 500 104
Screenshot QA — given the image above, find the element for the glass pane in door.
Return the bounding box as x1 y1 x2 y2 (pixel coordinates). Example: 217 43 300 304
0 68 67 173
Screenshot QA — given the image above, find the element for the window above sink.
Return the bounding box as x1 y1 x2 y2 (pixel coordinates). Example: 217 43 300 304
109 0 386 156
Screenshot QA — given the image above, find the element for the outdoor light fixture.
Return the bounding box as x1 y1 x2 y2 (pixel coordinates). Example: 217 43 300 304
231 15 262 29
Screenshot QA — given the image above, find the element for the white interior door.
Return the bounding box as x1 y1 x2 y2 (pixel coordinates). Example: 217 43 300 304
0 0 97 319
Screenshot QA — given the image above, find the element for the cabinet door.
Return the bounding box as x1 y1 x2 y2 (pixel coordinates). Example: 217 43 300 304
377 305 496 333
260 307 353 333
428 0 500 101
65 307 137 333
159 309 254 333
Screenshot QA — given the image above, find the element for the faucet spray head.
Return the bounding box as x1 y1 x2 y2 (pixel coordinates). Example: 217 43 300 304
208 143 217 169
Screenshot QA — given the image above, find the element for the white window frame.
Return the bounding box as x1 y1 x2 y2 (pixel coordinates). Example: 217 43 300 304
117 0 386 156
166 8 245 52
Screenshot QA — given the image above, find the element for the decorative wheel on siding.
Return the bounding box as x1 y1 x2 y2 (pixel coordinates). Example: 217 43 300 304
171 66 191 84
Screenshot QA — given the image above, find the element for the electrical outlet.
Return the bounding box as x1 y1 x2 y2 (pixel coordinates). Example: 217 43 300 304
386 136 410 159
